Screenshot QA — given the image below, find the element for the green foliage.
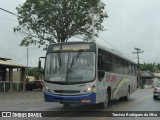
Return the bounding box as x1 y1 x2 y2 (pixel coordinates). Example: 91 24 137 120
14 0 107 48
139 63 156 72
157 63 160 70
27 67 43 78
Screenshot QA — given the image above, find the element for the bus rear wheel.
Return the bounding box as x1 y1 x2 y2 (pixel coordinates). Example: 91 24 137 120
120 88 130 101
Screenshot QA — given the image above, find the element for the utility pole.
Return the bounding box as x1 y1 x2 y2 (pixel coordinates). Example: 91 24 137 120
133 47 144 88
26 48 29 82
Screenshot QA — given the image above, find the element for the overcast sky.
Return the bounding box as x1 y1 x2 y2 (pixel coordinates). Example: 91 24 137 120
0 0 160 67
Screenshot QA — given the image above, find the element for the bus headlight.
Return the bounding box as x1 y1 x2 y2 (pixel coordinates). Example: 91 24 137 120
87 87 91 91
44 86 51 92
83 85 96 93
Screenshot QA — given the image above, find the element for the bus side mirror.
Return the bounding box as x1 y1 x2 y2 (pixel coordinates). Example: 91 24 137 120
38 60 41 70
38 57 46 70
98 71 105 82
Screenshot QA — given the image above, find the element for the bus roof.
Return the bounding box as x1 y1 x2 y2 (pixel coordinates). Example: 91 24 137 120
95 42 136 64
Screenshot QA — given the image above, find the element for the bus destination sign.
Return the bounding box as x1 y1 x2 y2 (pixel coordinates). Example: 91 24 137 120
52 44 90 51
53 46 60 51
62 44 90 51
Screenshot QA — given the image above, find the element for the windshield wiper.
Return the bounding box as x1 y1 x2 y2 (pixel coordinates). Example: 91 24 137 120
68 50 83 72
57 50 62 71
57 51 62 66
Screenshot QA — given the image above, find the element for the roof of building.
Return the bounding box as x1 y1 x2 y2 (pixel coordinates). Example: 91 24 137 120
0 59 28 68
0 56 11 61
140 71 154 78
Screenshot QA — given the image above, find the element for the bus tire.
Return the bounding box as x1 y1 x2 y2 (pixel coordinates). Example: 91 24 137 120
121 88 130 101
153 96 157 100
99 94 108 108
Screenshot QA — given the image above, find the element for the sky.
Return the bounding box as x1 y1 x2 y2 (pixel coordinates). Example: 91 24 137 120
0 0 160 67
100 0 160 64
0 0 46 67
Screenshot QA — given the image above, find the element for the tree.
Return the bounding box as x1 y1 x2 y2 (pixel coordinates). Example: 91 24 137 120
27 67 44 79
156 63 160 70
14 0 107 48
139 63 156 72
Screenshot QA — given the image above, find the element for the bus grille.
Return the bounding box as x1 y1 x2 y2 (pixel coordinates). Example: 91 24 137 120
54 90 80 94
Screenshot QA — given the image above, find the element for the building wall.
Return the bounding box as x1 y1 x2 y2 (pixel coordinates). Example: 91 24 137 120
6 70 35 82
6 70 21 81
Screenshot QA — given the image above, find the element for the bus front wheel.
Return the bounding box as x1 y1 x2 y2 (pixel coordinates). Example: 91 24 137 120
99 94 108 108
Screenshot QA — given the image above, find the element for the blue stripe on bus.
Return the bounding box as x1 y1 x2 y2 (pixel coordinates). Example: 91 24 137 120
44 91 96 104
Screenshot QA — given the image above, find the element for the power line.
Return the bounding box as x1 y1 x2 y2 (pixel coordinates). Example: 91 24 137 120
0 7 18 16
99 35 117 49
0 16 17 22
99 35 136 60
0 8 18 22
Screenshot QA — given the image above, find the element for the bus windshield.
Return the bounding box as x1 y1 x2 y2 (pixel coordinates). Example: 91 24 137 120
45 51 95 84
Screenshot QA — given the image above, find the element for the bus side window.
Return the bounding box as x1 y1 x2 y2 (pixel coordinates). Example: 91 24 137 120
128 63 133 75
132 65 136 75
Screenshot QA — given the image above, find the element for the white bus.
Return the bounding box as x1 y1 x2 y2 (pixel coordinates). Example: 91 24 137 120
42 41 137 108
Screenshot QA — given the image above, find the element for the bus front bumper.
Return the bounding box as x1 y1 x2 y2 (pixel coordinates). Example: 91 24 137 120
44 91 96 104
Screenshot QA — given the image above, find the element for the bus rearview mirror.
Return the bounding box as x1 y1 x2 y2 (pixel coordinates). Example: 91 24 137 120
38 60 41 69
38 57 46 70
